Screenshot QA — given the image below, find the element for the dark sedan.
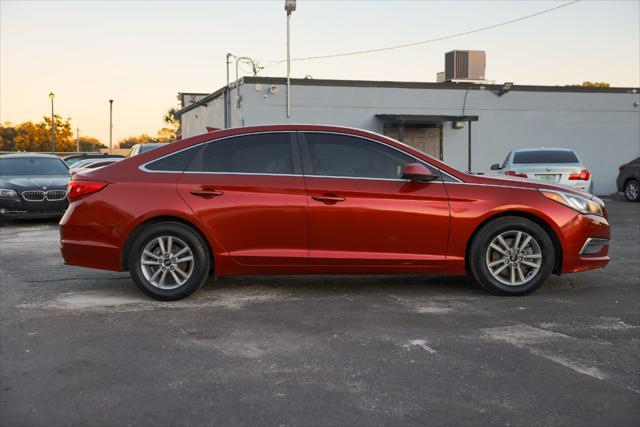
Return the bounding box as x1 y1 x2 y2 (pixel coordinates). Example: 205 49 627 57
616 157 640 202
0 154 70 223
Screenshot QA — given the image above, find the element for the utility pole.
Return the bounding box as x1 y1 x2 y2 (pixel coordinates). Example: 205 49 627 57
285 0 296 118
48 92 55 153
109 99 113 154
76 127 80 152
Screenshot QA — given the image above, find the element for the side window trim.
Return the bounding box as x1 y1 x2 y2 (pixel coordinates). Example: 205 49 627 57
299 131 457 182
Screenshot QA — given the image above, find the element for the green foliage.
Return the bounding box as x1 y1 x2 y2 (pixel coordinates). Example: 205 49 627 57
78 136 106 152
1 117 105 152
581 81 610 88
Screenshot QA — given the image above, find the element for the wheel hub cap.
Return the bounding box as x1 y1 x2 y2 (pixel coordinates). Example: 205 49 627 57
140 235 195 290
486 230 543 287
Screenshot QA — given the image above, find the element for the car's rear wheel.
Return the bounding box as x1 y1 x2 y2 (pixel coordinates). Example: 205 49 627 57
624 179 640 202
128 222 210 300
469 216 555 295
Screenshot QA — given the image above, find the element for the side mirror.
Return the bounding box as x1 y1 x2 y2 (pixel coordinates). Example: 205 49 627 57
490 163 501 170
401 163 439 182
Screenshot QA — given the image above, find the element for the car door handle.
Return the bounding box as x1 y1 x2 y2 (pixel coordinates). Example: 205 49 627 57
190 190 224 198
312 194 345 203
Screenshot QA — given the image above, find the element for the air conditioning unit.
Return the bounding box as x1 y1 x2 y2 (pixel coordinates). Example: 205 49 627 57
445 50 486 81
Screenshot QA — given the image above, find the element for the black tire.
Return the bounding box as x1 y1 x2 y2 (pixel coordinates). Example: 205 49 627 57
624 179 640 202
128 222 211 301
469 216 555 296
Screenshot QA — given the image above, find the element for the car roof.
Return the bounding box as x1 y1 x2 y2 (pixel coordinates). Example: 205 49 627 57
512 148 576 153
0 153 60 159
63 153 121 159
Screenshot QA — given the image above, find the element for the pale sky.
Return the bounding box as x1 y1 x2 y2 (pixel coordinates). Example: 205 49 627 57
1 0 638 144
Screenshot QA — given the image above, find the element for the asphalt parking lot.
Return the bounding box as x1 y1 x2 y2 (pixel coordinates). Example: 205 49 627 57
0 197 638 426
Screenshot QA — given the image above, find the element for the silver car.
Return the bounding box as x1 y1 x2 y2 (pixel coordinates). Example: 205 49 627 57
491 148 592 193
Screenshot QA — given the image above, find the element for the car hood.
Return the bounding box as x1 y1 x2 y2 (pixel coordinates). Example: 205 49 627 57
0 175 70 190
473 174 594 199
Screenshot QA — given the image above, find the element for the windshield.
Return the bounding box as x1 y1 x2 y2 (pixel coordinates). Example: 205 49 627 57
0 157 69 176
513 150 579 164
140 144 164 153
65 157 85 166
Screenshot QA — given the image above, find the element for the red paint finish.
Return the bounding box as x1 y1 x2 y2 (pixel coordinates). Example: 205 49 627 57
305 176 450 266
59 124 610 279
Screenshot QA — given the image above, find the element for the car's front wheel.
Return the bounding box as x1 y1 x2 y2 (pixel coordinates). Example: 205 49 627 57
624 179 640 202
128 222 211 300
469 216 555 295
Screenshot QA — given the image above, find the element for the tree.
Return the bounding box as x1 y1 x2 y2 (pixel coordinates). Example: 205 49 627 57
0 122 18 151
581 81 610 88
156 127 176 142
163 107 180 140
163 107 180 128
118 134 156 149
77 136 106 152
1 117 104 152
13 115 75 152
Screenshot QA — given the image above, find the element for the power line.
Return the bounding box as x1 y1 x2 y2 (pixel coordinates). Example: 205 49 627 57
262 0 582 67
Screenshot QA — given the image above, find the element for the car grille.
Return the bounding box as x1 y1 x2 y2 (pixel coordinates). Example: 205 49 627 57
22 191 45 201
21 190 67 201
46 190 67 201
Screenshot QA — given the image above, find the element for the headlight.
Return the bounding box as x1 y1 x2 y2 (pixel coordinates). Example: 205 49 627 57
0 188 17 198
540 190 603 216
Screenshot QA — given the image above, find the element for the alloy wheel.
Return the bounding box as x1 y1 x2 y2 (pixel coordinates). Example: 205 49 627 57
140 235 195 290
625 181 639 201
485 230 543 286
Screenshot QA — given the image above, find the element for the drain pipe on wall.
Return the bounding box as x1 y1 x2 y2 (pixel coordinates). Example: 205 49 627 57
225 53 234 129
234 56 258 111
461 87 472 173
285 0 296 118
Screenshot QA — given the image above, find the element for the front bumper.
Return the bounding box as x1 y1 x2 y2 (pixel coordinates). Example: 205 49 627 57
560 213 610 273
0 198 68 220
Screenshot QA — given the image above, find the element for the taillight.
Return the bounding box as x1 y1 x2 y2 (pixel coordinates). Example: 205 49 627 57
619 164 625 172
506 170 528 178
67 181 108 201
569 169 590 181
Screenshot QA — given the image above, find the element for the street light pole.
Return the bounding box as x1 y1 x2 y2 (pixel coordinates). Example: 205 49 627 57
285 0 296 118
48 92 55 153
76 127 80 152
109 99 113 154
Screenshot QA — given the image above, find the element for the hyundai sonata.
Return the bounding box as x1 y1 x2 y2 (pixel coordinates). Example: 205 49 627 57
60 125 610 300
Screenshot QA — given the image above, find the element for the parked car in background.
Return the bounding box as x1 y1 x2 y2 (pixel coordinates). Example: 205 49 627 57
69 158 123 175
60 125 610 301
0 154 70 223
128 143 166 157
616 157 640 202
491 148 592 193
63 153 124 166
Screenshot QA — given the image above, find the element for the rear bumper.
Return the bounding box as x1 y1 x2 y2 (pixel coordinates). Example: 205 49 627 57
560 213 610 273
59 202 124 272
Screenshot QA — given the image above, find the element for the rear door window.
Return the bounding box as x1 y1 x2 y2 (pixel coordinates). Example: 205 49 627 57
513 150 579 164
190 133 296 175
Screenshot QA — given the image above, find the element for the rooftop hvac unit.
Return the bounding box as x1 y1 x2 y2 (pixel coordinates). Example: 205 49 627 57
445 50 486 81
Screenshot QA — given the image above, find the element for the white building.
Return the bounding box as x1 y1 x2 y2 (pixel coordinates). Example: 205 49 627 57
177 77 640 195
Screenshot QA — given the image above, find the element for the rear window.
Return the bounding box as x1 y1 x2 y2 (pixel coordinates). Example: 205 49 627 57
0 157 69 176
191 133 294 174
513 150 579 164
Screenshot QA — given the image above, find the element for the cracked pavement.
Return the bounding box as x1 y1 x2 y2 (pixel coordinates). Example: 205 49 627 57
1 197 639 426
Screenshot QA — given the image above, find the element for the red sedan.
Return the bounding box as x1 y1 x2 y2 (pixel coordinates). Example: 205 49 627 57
60 125 610 300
